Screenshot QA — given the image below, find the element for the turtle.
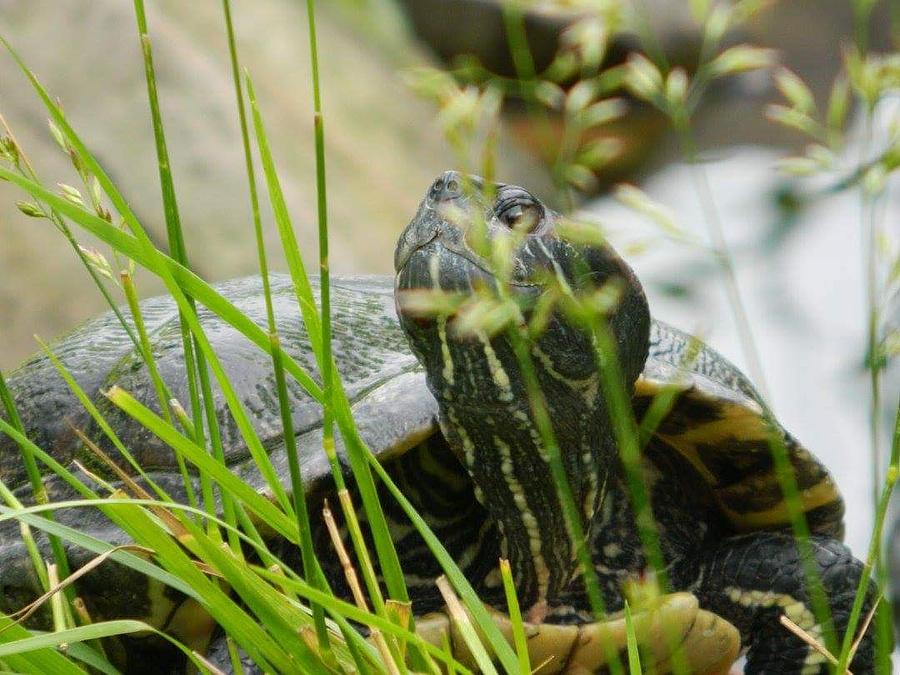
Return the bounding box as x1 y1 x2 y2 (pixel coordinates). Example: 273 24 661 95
0 172 886 674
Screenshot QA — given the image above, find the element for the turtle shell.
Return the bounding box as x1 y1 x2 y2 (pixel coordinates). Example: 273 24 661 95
0 273 839 673
636 320 844 540
1 275 438 498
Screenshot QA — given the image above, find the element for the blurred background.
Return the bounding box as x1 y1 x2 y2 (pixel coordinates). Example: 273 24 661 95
0 0 897 561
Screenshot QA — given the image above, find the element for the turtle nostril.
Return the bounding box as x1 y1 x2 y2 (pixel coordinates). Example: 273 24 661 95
429 171 464 203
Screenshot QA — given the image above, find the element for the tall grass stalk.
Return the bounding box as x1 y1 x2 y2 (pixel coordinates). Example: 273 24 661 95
220 0 334 658
244 71 395 636
130 2 216 528
675 129 838 654
839 4 894 662
300 0 366 664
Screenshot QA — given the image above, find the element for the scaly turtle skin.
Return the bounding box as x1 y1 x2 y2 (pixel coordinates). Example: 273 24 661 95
0 173 886 673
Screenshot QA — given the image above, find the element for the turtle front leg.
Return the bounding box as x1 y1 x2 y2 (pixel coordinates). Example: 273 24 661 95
681 532 890 674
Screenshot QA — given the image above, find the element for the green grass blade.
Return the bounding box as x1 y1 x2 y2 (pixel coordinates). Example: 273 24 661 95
0 166 322 401
0 504 196 601
245 76 322 354
179 520 329 670
133 0 244 547
623 602 642 675
0 41 294 518
295 1 352 662
62 641 121 675
270 332 335 661
435 577 497 675
130 1 212 527
245 72 407 611
0 617 86 675
499 559 529 674
104 387 297 539
835 396 900 671
103 502 291 672
0 621 158 659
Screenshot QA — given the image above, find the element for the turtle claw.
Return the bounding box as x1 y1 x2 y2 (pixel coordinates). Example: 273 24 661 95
567 593 739 674
416 592 739 674
655 603 741 675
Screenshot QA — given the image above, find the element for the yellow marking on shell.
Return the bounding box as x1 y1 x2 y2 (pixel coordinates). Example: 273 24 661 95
494 435 551 602
478 332 513 402
661 425 840 531
377 423 437 462
665 413 775 446
718 479 840 531
639 376 841 532
724 585 824 672
656 434 718 482
437 316 455 388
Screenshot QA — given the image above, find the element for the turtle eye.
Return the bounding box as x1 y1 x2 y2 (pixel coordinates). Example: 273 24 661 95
497 200 541 232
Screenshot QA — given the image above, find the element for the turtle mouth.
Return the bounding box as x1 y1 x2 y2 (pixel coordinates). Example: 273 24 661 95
394 240 541 322
395 202 542 286
396 240 494 294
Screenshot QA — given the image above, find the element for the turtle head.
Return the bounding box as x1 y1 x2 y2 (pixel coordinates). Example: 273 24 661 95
395 171 650 613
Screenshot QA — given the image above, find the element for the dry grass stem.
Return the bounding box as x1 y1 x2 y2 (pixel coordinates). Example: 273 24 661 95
190 649 227 675
847 597 881 663
0 544 153 634
778 615 849 674
323 497 401 675
72 425 190 541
